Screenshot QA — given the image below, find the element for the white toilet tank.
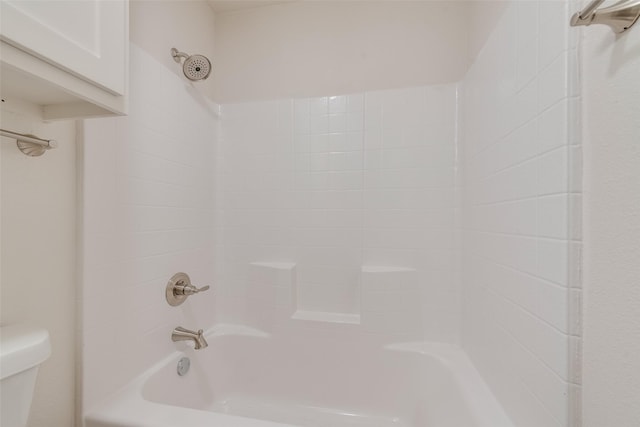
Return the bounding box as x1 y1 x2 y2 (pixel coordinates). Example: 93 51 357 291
0 324 51 427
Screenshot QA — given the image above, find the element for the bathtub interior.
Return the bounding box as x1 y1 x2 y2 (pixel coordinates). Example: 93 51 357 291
140 327 483 427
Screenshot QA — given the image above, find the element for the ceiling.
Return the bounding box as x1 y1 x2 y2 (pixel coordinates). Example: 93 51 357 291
208 1 297 14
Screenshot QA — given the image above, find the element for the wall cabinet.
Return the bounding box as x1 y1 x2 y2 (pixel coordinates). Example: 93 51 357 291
0 0 128 119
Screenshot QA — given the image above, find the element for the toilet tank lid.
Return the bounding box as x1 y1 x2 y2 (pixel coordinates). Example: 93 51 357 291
0 323 51 380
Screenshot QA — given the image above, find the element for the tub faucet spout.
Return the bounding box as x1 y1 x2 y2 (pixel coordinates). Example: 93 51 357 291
171 326 208 349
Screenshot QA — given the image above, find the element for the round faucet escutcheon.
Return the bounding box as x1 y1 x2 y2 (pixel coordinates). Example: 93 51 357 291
166 272 211 306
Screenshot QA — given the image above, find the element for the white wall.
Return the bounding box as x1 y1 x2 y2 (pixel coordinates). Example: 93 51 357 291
466 0 509 63
215 3 584 425
218 85 459 342
79 1 640 425
129 0 216 99
80 1 219 412
81 44 218 412
460 1 580 426
581 20 640 427
0 100 77 427
212 1 469 102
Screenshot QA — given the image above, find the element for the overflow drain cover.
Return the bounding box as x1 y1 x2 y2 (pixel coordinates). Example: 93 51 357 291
177 356 190 376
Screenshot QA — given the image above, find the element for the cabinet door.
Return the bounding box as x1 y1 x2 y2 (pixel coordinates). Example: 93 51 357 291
0 0 127 95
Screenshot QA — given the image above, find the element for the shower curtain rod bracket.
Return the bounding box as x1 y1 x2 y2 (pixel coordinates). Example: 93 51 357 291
570 0 640 33
1 128 58 157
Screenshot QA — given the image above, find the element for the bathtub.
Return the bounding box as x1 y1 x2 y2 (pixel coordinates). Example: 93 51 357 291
85 325 513 427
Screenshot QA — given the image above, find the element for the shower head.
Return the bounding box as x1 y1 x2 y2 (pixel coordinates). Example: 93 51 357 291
171 47 211 81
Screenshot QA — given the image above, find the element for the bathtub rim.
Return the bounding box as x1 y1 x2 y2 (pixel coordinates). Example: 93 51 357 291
84 324 513 427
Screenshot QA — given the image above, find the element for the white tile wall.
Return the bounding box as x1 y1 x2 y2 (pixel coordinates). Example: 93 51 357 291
293 95 364 315
217 85 458 342
460 1 580 426
82 44 218 410
81 4 580 424
363 86 459 342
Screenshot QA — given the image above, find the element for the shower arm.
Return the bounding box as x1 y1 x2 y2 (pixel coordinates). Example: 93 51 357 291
171 48 189 63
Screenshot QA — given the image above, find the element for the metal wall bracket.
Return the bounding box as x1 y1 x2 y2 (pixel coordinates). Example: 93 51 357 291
0 128 58 157
571 0 640 33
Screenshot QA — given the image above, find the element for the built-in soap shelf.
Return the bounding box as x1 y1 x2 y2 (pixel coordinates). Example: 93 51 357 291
361 265 418 292
250 262 297 270
248 262 297 313
248 261 417 327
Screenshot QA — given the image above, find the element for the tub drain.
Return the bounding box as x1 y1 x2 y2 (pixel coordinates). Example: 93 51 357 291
177 356 190 376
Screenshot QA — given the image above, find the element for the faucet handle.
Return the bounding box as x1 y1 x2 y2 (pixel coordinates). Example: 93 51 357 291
176 283 210 296
166 272 211 306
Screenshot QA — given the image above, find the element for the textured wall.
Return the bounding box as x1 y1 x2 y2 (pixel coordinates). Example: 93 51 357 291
460 1 580 426
581 16 640 427
81 44 218 411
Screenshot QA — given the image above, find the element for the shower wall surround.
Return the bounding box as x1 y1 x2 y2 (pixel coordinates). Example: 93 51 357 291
81 44 218 411
217 85 459 342
460 1 580 426
79 1 581 425
216 1 580 426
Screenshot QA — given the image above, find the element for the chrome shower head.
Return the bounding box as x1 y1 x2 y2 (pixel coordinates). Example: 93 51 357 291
171 47 211 81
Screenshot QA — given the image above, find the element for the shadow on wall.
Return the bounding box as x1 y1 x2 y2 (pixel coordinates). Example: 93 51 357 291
467 0 510 62
211 0 510 103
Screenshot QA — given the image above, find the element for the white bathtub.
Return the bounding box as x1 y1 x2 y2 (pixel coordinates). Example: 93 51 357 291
85 325 513 427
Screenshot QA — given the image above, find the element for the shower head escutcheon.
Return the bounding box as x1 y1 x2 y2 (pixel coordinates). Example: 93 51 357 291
171 47 212 81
